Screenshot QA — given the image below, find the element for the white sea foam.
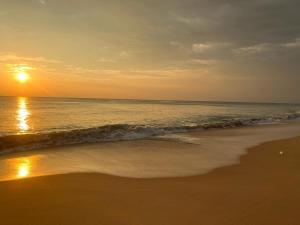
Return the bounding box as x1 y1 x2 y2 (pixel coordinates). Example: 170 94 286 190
1 112 300 155
0 122 299 181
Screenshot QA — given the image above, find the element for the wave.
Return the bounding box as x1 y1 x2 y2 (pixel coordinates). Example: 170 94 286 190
0 112 299 155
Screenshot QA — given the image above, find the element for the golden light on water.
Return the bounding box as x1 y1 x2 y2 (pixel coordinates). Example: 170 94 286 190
16 97 30 133
2 156 42 180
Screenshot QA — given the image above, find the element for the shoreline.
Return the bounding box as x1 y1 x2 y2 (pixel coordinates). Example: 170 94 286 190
1 136 300 225
1 121 300 180
1 117 300 156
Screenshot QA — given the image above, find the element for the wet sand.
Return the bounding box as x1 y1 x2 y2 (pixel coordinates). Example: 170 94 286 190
1 136 300 225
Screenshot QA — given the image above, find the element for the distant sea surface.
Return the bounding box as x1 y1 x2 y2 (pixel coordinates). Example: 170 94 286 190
0 96 300 153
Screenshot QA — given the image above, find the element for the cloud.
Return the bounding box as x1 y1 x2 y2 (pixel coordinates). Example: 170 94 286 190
0 53 65 75
119 51 130 58
233 43 272 55
192 42 231 55
1 0 299 101
6 64 36 74
192 43 212 53
38 0 46 5
97 57 116 63
0 53 61 64
186 59 218 66
282 38 300 48
233 39 300 56
169 41 181 47
65 65 121 76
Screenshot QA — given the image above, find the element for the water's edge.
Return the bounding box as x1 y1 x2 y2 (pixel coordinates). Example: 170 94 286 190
1 112 299 156
0 121 300 181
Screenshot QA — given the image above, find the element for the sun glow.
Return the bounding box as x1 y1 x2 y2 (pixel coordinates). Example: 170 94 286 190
16 72 29 83
8 64 33 83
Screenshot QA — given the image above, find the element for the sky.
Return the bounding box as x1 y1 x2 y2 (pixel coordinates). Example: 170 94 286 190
0 0 299 102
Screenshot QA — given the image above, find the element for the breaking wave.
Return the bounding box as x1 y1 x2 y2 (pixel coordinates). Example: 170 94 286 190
0 112 299 155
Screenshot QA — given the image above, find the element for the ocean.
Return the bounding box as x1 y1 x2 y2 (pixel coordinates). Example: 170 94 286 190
0 96 300 153
1 96 300 180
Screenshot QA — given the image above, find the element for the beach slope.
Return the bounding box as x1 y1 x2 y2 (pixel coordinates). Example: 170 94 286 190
1 137 300 225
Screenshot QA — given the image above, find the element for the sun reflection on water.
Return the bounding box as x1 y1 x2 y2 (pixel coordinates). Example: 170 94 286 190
17 158 31 178
2 156 42 180
16 97 30 133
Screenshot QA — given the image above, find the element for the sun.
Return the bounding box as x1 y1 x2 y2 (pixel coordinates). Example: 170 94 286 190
9 64 33 83
16 72 29 83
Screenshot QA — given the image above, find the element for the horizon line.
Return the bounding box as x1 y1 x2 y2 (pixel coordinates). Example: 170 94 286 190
0 95 299 105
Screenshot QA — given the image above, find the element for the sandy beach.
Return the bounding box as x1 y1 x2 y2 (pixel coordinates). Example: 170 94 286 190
1 136 300 225
1 0 299 224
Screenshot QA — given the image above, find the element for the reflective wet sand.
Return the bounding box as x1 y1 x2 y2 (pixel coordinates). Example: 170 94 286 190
1 136 300 225
0 122 300 181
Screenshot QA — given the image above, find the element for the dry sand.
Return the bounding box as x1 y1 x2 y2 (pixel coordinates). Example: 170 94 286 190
0 136 300 225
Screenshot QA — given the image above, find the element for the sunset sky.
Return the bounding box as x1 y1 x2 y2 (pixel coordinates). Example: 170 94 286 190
0 0 299 102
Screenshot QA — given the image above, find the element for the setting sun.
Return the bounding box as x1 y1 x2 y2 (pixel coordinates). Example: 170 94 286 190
16 72 29 83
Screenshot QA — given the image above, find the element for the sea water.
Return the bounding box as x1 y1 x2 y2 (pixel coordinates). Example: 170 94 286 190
0 96 300 180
